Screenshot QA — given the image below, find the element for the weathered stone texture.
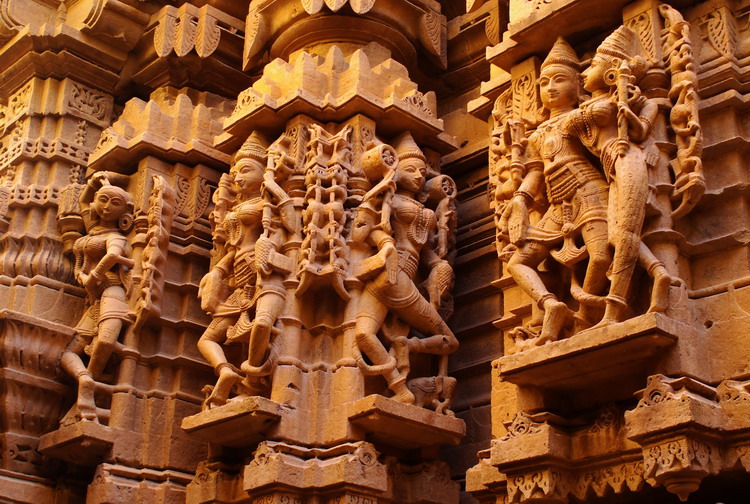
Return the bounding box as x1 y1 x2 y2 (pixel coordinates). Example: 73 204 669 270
1 1 749 504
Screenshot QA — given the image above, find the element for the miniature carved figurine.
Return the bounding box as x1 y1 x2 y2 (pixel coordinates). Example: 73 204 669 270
407 375 457 416
501 37 611 343
60 173 134 421
352 132 458 403
660 3 705 219
197 132 294 409
488 90 525 263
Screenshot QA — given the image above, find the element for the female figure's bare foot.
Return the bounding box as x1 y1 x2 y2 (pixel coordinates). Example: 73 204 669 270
76 372 98 421
388 375 415 405
204 365 242 410
648 267 672 313
590 295 628 330
539 299 568 344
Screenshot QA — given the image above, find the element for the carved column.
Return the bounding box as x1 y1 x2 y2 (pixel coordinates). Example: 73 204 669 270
0 1 150 500
467 0 733 503
33 0 248 494
180 2 465 503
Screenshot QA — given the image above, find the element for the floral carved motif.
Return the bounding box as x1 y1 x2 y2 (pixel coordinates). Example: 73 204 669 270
642 437 718 499
68 83 109 121
499 412 542 441
401 92 435 118
697 5 737 61
526 0 553 10
300 0 375 15
507 469 569 503
570 461 645 499
153 5 242 59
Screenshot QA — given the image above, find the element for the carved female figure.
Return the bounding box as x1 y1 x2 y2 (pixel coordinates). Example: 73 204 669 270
575 26 671 325
352 132 458 404
198 134 293 409
61 173 134 421
501 37 611 343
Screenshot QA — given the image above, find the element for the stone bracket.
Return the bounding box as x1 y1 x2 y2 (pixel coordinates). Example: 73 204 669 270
494 313 688 394
347 395 466 450
244 441 387 495
181 397 283 448
625 374 723 501
38 421 114 466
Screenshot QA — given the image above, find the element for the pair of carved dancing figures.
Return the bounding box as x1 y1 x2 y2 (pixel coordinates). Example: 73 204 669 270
495 23 703 346
196 130 457 410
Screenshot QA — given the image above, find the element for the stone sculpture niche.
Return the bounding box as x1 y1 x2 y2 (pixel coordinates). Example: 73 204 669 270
490 7 703 351
196 116 458 413
56 172 175 424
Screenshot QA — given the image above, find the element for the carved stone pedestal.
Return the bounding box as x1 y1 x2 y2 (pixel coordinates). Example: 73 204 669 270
471 311 700 503
183 396 464 504
494 313 695 415
348 395 465 448
86 463 194 504
38 421 114 467
496 313 685 392
182 397 282 448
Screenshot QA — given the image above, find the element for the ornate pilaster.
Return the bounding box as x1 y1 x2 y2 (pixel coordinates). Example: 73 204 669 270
0 2 151 499
468 0 747 502
37 85 238 501
179 2 465 503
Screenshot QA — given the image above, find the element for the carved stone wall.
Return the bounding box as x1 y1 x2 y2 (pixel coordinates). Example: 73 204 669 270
0 1 749 504
465 0 750 503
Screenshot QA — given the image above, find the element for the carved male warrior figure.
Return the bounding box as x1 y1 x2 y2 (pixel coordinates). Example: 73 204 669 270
574 26 671 326
197 133 295 409
501 37 611 343
352 132 458 404
61 173 134 421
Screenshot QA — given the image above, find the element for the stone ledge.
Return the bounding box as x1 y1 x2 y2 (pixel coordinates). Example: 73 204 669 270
495 313 689 391
489 421 570 469
181 396 282 447
347 395 465 449
244 442 388 494
38 421 114 466
488 0 634 71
